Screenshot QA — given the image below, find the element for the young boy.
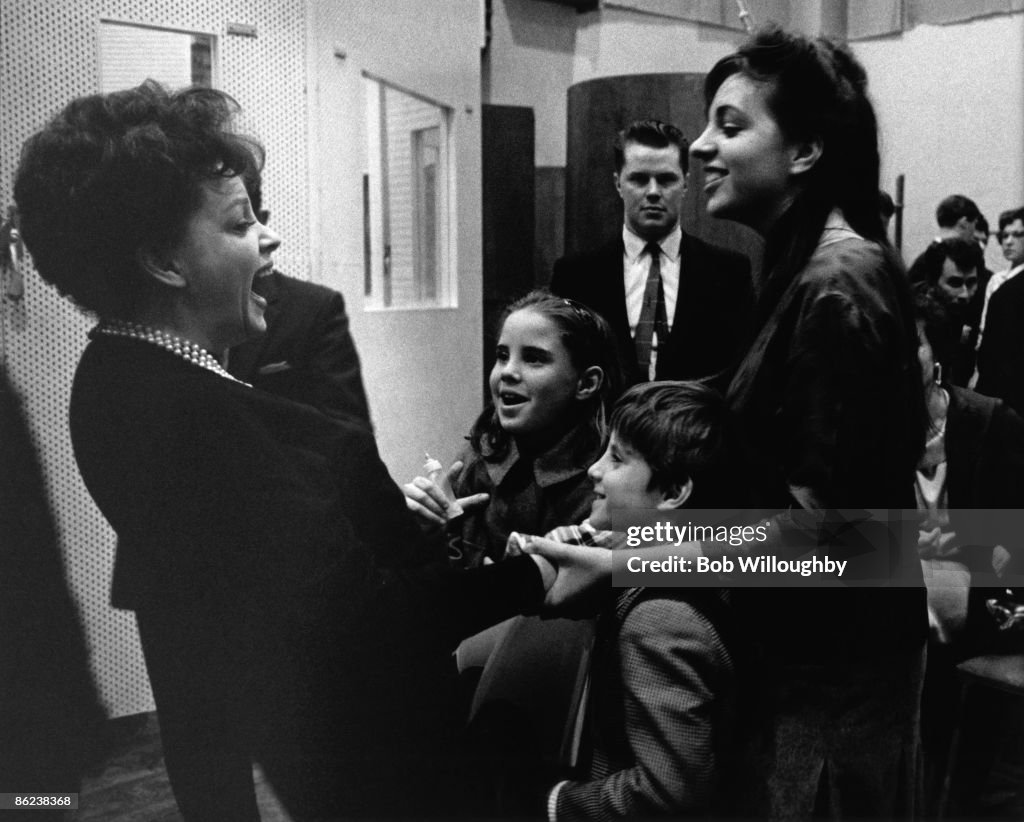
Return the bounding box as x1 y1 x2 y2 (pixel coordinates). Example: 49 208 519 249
546 380 744 821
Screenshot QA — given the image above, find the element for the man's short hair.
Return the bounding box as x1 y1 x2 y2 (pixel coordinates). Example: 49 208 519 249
976 213 989 237
935 194 980 229
609 381 726 504
998 207 1024 232
915 237 983 285
613 119 688 174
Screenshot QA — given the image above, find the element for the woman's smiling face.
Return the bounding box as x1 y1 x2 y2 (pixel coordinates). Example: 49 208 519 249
689 73 800 235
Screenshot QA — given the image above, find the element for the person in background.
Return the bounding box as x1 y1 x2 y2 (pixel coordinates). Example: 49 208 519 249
550 120 752 388
910 237 982 385
972 206 1024 376
913 288 1024 813
226 167 371 426
545 381 745 821
975 237 1024 415
14 80 556 821
907 194 981 285
980 208 1024 324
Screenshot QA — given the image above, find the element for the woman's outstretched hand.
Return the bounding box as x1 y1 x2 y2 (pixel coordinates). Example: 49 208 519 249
522 536 613 618
402 459 489 526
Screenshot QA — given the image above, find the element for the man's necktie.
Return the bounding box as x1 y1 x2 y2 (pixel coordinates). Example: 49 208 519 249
634 242 670 380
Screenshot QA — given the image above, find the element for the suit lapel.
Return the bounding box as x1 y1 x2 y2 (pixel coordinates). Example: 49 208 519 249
604 237 631 336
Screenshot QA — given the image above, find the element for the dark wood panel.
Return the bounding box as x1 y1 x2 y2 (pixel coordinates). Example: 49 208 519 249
482 104 536 397
535 166 566 287
565 73 762 281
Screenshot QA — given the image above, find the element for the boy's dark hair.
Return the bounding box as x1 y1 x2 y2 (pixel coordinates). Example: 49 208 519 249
613 119 688 174
610 381 728 505
935 195 981 229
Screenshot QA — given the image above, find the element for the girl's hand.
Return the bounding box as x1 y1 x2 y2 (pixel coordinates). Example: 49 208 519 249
402 460 489 527
522 536 613 618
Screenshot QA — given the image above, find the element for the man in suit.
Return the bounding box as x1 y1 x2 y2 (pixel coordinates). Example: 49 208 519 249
976 266 1024 417
226 170 371 427
550 119 753 387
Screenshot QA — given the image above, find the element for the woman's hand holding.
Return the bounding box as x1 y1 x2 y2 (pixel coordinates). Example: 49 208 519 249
523 536 613 618
402 459 489 527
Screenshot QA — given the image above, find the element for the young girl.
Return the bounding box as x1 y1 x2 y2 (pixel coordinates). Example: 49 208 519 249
404 290 623 567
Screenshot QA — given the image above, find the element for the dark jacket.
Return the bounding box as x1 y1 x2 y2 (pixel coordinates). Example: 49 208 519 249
227 270 371 426
69 335 543 818
976 268 1024 416
550 233 754 388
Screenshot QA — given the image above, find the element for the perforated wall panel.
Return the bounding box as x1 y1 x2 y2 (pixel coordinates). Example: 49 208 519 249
1 0 310 717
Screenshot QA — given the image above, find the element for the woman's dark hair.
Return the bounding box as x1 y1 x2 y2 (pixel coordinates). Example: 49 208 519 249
706 25 926 476
704 25 885 278
470 290 624 461
14 80 263 318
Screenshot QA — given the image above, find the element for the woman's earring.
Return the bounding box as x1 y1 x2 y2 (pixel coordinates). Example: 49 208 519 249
933 362 943 386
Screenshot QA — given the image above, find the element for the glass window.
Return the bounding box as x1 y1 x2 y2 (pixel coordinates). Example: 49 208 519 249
364 75 452 309
99 21 214 93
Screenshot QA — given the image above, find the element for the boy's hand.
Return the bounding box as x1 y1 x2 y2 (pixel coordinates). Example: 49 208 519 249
402 460 489 526
522 537 613 618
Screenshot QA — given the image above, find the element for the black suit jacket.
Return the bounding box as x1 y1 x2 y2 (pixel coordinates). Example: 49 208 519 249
228 270 371 425
975 269 1024 416
550 233 754 387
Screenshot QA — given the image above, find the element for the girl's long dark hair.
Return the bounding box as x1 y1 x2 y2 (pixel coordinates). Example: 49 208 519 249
704 25 927 478
470 291 624 462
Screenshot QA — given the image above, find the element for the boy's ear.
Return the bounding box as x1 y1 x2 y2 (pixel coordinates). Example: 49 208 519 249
136 247 187 289
575 365 604 401
656 478 693 510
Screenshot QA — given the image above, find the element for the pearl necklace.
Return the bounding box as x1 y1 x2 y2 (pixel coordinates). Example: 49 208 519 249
91 320 250 386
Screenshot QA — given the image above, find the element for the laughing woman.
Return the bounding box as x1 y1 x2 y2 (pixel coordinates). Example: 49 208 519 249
14 82 554 821
686 27 928 817
533 26 929 819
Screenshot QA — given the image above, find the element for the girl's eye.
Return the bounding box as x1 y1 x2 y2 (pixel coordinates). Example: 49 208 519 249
494 347 509 362
237 219 257 232
721 124 740 137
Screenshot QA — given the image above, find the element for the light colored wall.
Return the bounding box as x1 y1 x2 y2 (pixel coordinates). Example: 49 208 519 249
486 0 576 167
307 0 484 483
853 14 1024 271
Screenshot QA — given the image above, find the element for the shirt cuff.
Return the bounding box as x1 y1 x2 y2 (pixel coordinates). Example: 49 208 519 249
547 780 569 822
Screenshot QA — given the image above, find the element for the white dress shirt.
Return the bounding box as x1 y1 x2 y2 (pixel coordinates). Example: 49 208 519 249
622 224 681 336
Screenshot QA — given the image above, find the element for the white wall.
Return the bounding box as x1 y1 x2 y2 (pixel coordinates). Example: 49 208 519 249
854 14 1024 271
307 0 484 483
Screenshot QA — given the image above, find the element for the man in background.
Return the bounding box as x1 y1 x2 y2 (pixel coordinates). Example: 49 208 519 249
227 169 371 427
908 194 981 285
550 119 752 388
